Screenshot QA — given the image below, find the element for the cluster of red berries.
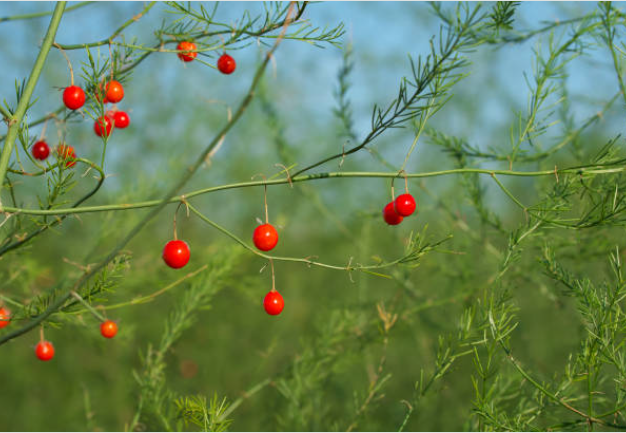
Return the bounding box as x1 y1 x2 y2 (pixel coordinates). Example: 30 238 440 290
31 140 78 168
93 80 131 138
383 193 417 225
31 78 131 167
176 41 237 74
63 79 132 139
161 218 282 316
0 306 117 361
33 44 234 167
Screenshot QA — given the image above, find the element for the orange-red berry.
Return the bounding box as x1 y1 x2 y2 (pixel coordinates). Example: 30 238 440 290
103 80 124 103
217 54 236 74
263 290 284 315
32 140 50 160
177 41 197 62
394 193 416 217
57 144 77 168
0 307 11 329
100 320 118 339
383 202 403 225
35 341 55 361
253 224 278 251
63 85 86 110
112 111 130 129
162 240 191 269
94 115 114 137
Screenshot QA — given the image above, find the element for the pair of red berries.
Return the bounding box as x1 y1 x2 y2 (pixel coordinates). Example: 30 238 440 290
94 110 130 138
63 78 122 109
383 193 417 225
253 224 283 315
176 41 236 75
94 80 129 137
161 223 279 270
63 80 124 111
34 320 118 361
32 141 77 168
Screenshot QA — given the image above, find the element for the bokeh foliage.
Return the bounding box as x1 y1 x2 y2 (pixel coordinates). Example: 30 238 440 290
1 1 626 431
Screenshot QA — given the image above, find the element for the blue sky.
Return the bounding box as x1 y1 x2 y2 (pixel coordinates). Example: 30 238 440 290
0 2 622 189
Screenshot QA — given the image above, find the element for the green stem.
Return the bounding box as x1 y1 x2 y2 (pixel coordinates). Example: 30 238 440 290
69 291 106 322
0 105 12 120
0 106 66 144
504 348 605 426
2 164 623 216
55 2 307 51
53 2 156 50
0 1 66 199
219 378 272 421
187 203 419 272
70 265 210 314
0 158 105 256
0 1 87 23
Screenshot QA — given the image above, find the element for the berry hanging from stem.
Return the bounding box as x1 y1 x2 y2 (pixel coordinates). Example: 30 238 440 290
263 259 284 316
253 182 279 251
56 43 86 110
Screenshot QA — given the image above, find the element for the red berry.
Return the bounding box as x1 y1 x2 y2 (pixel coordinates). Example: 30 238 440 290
162 240 190 269
104 80 124 103
94 115 114 137
32 140 50 160
96 88 110 104
263 290 284 316
0 307 11 329
253 224 278 251
177 41 197 62
217 54 236 74
100 320 118 339
383 202 403 225
394 193 416 217
63 85 86 110
35 341 55 361
112 111 130 129
57 144 77 168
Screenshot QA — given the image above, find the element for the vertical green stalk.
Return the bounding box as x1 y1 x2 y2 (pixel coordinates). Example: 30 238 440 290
0 1 66 198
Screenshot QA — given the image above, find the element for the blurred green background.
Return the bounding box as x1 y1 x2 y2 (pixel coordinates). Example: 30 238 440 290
0 2 624 431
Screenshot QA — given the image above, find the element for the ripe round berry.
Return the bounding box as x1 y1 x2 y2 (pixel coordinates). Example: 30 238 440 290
383 202 403 226
112 111 130 129
32 140 50 161
57 144 77 168
162 240 190 269
394 193 416 217
35 340 55 361
177 41 197 62
253 224 278 251
217 54 236 74
0 307 11 329
63 85 86 110
263 290 284 316
104 80 124 103
94 115 114 137
100 320 118 339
